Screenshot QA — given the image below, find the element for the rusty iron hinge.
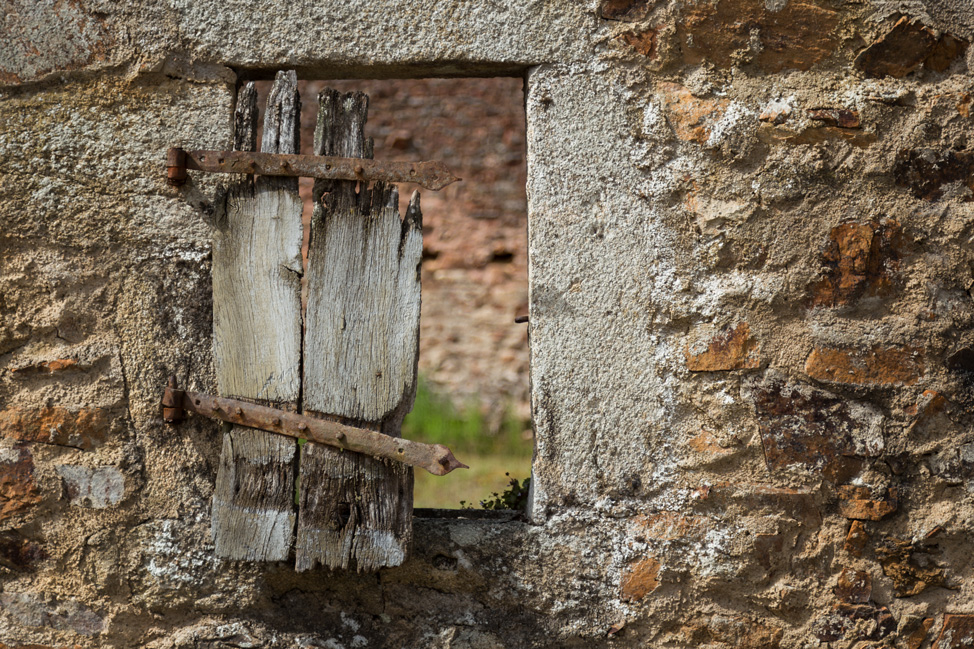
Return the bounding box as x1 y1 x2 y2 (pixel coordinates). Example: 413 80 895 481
161 378 467 476
166 147 460 191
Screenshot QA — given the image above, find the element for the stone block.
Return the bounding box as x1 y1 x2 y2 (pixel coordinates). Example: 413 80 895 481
805 345 923 386
56 466 124 509
0 407 111 451
0 0 114 84
903 617 935 649
837 485 898 521
814 602 896 642
894 148 974 201
676 0 840 71
936 615 974 649
0 593 103 636
808 219 906 308
834 568 871 603
620 557 660 602
876 538 947 597
0 447 41 522
747 376 883 478
844 521 869 557
854 17 968 78
599 0 651 21
0 529 47 573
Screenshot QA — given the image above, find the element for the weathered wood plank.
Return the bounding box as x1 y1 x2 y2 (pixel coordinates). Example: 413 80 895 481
296 89 421 571
211 73 303 561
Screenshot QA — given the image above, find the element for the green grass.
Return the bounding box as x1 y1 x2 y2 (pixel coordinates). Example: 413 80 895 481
296 379 534 509
404 378 533 509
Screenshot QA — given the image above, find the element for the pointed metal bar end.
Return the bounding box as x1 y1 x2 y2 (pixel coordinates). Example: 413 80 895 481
429 445 470 476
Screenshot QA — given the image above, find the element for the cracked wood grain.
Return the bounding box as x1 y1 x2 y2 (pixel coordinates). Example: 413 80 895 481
211 73 302 561
295 88 421 572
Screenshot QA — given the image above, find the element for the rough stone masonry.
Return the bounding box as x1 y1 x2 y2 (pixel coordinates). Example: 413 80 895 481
2 0 974 647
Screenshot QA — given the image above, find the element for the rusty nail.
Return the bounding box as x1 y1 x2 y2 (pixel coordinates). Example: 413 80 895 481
235 407 243 416
298 422 308 432
272 417 281 426
336 432 346 441
212 400 220 411
354 164 364 175
514 315 529 324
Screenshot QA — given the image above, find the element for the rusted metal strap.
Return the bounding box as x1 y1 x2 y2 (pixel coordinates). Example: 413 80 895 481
161 378 467 476
166 147 460 191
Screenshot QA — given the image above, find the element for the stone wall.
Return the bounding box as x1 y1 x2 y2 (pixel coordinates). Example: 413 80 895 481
2 0 974 647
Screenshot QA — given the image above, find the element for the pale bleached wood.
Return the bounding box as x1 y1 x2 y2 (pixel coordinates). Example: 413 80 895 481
211 73 302 561
296 88 421 571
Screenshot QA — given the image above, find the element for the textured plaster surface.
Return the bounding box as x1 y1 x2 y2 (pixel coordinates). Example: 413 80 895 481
3 0 974 647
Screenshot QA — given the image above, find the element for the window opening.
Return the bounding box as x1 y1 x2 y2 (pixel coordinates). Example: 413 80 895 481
252 77 532 510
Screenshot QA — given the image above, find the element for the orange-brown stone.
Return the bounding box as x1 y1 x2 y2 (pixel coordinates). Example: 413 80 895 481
0 448 41 522
620 557 660 601
838 486 898 521
805 345 923 386
9 359 79 374
936 615 974 648
677 0 840 72
686 323 760 371
0 407 110 451
844 520 869 557
658 83 730 144
876 538 947 597
688 430 735 457
619 28 658 57
809 219 906 308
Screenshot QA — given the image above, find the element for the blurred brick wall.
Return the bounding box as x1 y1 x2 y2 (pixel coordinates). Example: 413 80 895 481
265 77 531 427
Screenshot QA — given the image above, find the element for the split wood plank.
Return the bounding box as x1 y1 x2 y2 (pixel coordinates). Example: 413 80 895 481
296 89 422 571
211 73 303 561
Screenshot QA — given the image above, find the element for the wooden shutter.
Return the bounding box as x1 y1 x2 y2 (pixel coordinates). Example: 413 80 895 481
211 72 302 561
209 75 420 570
